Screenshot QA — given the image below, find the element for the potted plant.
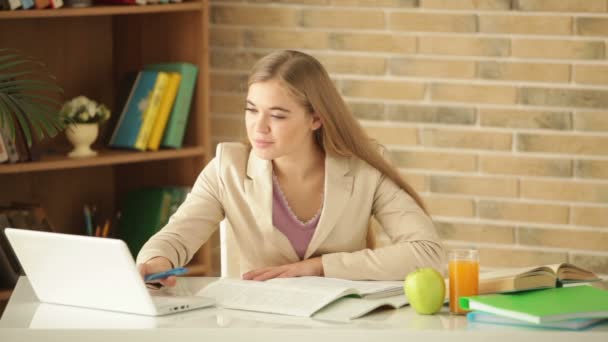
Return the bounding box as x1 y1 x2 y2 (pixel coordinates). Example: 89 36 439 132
0 48 66 154
60 96 110 158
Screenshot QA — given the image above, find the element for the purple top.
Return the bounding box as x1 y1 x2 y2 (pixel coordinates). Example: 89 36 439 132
272 174 322 259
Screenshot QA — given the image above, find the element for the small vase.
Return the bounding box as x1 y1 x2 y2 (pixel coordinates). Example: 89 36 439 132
66 123 99 158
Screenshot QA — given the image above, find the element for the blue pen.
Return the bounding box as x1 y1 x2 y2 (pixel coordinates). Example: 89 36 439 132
144 267 188 282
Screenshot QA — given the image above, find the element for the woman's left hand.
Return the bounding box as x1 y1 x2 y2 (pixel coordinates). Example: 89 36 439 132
242 257 324 281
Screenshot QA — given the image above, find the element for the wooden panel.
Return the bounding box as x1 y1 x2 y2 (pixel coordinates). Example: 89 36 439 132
0 16 114 151
0 167 116 235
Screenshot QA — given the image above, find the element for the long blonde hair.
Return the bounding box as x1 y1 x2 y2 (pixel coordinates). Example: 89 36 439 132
248 50 428 214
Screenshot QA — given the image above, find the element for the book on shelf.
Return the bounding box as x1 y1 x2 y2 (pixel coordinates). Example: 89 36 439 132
0 126 19 163
197 277 406 320
0 129 8 163
94 0 146 5
0 0 21 10
34 0 50 8
134 72 169 151
109 70 159 150
144 62 198 149
147 72 181 151
117 186 189 256
479 263 600 294
466 311 608 331
20 0 35 9
460 285 608 325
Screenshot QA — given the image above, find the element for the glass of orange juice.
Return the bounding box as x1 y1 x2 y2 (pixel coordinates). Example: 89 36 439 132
448 249 479 315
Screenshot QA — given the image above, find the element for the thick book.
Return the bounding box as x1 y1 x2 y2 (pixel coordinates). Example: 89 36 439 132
147 73 181 151
479 263 600 294
117 187 188 256
467 311 608 331
134 72 169 151
197 277 405 319
460 285 608 324
144 63 198 149
109 71 159 149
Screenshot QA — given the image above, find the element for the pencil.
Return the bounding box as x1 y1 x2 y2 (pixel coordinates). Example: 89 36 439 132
102 219 110 238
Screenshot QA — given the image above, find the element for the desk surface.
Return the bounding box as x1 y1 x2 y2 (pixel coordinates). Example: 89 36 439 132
1 277 607 342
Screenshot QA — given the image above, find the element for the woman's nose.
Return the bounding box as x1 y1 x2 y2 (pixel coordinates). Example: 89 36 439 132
254 114 270 133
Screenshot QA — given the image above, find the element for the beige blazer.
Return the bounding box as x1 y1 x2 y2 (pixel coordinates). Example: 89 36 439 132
137 143 445 280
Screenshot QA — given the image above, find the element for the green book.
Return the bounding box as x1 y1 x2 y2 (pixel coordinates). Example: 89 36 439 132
460 286 608 324
144 63 198 149
118 188 173 257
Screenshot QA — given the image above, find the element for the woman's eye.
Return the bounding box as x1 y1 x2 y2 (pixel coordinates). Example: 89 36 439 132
245 108 257 113
271 115 285 119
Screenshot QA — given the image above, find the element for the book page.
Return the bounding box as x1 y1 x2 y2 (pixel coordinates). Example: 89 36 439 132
556 263 600 282
197 278 357 317
265 277 404 298
480 265 555 280
313 295 409 322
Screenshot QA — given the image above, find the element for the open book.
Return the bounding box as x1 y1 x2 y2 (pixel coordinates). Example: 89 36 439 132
197 277 406 319
479 263 600 294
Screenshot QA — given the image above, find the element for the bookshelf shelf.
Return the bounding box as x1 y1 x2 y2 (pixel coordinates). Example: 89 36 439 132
0 146 206 174
0 3 203 19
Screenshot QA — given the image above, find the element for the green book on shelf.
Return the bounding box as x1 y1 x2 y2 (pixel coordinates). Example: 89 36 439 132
460 285 608 324
117 188 173 257
144 63 198 149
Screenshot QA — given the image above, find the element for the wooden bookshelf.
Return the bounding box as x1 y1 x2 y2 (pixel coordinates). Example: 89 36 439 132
0 1 214 285
0 2 203 19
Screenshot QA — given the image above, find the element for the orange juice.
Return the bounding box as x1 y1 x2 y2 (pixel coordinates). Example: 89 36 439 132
448 250 479 314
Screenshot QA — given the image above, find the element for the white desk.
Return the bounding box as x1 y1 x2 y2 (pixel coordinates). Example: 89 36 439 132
1 277 607 342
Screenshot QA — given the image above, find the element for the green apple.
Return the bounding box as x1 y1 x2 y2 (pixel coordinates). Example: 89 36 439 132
404 267 445 315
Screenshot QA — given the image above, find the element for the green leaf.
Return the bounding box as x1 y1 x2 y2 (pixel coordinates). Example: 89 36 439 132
15 98 62 139
0 49 65 147
13 93 64 107
0 93 32 146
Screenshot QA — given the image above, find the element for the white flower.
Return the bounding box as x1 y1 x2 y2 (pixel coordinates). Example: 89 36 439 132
78 112 90 122
61 96 111 124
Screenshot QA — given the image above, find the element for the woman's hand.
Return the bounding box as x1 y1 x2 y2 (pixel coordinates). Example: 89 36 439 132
137 256 177 287
242 257 324 281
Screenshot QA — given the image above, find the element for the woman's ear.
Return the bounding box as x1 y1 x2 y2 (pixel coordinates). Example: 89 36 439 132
311 113 323 131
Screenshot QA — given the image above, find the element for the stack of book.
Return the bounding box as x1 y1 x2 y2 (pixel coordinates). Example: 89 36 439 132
109 62 198 151
461 263 608 330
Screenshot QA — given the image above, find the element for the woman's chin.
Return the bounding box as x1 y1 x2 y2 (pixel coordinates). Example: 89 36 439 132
252 147 277 160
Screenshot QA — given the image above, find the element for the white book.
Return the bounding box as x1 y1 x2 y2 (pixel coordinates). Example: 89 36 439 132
197 277 405 318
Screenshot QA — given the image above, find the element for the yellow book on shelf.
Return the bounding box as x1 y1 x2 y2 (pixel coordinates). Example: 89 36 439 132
147 72 182 151
134 72 169 151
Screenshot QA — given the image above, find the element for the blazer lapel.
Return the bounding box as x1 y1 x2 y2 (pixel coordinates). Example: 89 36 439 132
304 154 353 259
244 151 274 235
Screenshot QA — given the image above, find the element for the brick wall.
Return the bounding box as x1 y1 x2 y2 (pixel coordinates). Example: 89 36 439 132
209 0 608 275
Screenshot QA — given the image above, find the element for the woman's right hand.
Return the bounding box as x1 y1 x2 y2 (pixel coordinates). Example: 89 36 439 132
137 256 177 287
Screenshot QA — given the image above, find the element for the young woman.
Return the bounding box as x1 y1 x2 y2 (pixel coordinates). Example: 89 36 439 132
137 50 445 286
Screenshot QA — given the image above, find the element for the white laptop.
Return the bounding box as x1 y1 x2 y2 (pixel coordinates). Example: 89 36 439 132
4 228 215 316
